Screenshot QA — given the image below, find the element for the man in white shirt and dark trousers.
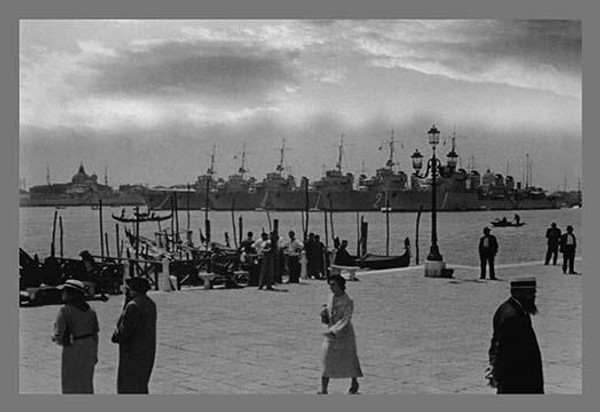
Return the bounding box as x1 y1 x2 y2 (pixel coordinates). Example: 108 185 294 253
284 231 304 283
560 225 577 274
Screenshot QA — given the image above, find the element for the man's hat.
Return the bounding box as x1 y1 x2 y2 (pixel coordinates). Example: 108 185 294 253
510 276 537 289
126 277 151 293
62 279 87 294
483 226 491 233
79 250 93 260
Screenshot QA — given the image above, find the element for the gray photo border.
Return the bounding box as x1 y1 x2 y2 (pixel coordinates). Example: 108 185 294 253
3 0 596 411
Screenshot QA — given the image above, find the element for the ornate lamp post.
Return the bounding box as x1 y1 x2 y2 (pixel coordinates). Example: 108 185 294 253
411 125 452 278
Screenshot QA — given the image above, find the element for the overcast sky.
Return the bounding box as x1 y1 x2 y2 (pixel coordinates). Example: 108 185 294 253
19 20 581 191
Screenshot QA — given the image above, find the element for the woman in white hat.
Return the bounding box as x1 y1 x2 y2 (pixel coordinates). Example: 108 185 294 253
52 279 99 394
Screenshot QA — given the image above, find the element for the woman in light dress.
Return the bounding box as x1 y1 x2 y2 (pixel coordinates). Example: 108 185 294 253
52 279 99 394
319 274 363 394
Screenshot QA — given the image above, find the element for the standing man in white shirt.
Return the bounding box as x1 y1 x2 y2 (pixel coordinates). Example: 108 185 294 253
560 225 578 274
284 230 304 283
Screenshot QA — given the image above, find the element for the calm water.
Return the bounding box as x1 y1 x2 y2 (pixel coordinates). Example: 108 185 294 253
20 206 582 267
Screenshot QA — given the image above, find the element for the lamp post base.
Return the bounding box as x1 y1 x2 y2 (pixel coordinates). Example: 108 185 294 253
424 259 453 278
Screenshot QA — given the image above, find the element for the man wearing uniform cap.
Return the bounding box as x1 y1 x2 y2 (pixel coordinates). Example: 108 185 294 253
487 276 544 394
111 277 157 393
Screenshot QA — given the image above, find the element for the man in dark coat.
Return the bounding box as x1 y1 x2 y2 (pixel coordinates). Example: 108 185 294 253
111 277 157 394
479 227 499 280
560 225 577 274
487 277 544 394
544 223 562 265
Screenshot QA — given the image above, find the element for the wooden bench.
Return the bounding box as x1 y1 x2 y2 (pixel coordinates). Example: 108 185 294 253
329 265 360 281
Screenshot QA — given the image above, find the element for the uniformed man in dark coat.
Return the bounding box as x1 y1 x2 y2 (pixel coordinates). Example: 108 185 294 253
111 277 157 394
479 227 499 280
487 277 544 394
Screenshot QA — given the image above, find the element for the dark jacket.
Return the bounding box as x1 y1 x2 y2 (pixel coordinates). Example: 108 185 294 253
112 294 157 394
488 297 544 394
560 232 577 253
479 234 499 257
546 227 562 247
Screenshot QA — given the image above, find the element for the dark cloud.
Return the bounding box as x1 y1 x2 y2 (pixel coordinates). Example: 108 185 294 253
357 20 581 88
78 40 301 106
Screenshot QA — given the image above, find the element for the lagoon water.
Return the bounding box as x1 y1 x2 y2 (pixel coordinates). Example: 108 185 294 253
20 206 582 268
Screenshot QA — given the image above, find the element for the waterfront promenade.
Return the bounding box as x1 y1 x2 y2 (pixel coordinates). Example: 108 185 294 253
19 258 582 394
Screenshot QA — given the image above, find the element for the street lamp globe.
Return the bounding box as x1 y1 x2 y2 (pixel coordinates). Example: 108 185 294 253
411 149 424 171
428 125 440 146
447 148 458 169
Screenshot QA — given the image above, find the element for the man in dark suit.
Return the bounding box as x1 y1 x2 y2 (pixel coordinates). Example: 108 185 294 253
111 277 157 394
560 225 577 274
544 222 562 265
487 277 544 394
479 227 499 280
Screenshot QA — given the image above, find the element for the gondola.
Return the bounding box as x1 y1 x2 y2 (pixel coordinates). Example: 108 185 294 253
111 212 172 223
357 249 410 270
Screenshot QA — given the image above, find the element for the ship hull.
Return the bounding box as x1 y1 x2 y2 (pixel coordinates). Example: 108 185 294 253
142 190 210 211
385 189 558 212
317 191 379 211
210 192 262 211
140 188 559 212
19 192 146 207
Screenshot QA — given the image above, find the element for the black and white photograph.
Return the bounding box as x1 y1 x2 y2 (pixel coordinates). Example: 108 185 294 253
18 19 582 395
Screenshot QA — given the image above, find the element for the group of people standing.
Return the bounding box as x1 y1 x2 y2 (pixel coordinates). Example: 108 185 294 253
478 221 578 280
238 230 330 291
52 276 157 394
545 223 578 274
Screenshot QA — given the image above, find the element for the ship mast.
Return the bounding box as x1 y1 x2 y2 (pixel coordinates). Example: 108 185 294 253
335 133 345 172
46 165 51 186
238 142 248 177
104 165 108 186
207 143 217 177
385 129 395 170
276 138 286 173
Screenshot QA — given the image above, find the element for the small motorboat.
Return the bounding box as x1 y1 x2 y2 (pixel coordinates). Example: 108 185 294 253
490 219 525 227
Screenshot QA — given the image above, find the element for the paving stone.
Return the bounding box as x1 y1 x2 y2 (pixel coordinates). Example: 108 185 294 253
20 262 581 394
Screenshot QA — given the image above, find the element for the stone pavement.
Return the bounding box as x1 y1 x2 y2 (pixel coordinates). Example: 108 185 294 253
19 258 582 394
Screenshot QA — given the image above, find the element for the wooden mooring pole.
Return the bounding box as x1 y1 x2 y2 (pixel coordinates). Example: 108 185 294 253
50 210 57 257
99 199 104 260
59 215 64 258
415 205 423 265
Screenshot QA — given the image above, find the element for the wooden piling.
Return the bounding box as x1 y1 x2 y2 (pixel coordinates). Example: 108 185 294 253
328 198 335 244
238 215 243 249
205 220 211 251
99 199 104 259
51 210 58 257
186 183 191 232
323 209 329 250
105 232 110 258
59 216 64 258
385 193 390 256
231 197 238 249
415 206 423 265
265 209 272 233
355 211 360 256
360 219 368 257
303 177 309 242
116 224 121 258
